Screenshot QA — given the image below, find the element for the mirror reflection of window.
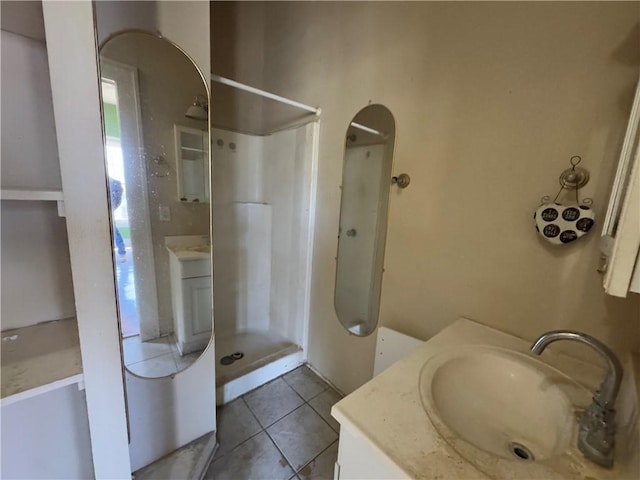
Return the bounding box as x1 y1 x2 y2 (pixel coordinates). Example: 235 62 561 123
99 31 212 378
102 79 139 338
335 105 396 336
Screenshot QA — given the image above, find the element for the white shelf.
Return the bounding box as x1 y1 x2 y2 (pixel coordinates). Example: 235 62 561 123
1 188 66 216
1 317 83 406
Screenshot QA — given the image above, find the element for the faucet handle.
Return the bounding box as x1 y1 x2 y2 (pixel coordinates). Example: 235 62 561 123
531 330 622 469
578 403 615 468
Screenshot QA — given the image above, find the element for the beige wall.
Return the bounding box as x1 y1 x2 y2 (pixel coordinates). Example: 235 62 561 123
213 1 640 394
211 1 266 133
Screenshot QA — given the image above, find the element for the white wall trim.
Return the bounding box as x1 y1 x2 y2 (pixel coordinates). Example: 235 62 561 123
300 120 321 358
41 2 131 477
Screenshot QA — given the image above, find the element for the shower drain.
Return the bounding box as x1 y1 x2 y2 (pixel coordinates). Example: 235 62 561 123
508 442 534 461
220 351 245 366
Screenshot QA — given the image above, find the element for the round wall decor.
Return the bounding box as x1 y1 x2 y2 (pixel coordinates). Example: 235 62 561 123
534 203 595 245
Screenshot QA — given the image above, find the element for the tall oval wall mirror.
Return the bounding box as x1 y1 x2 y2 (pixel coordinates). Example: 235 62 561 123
99 31 213 378
335 105 396 336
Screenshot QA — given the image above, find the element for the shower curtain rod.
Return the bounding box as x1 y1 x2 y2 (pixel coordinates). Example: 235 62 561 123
350 122 385 138
210 74 320 114
210 74 384 138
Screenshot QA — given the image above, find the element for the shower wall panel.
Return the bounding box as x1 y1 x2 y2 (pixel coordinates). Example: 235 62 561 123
263 124 315 346
211 129 264 204
213 202 272 337
212 129 268 337
212 124 314 346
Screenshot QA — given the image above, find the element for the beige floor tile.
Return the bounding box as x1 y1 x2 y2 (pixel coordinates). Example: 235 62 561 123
308 388 342 432
282 366 328 401
123 335 172 365
297 441 338 480
205 431 294 480
174 350 203 371
216 398 262 455
267 404 338 472
244 378 304 427
126 352 177 377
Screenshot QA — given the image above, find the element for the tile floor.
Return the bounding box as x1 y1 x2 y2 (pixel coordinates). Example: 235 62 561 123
206 365 343 480
123 334 202 377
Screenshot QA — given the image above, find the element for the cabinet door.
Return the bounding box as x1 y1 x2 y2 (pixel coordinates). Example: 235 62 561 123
174 125 209 203
183 276 213 343
336 426 409 479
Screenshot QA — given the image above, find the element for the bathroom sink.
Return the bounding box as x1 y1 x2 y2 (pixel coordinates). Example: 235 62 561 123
419 345 589 468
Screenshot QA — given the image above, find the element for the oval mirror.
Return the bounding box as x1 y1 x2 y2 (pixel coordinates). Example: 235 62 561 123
99 31 212 378
335 105 396 336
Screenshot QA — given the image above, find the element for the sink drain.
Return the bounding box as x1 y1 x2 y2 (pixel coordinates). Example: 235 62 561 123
509 442 534 461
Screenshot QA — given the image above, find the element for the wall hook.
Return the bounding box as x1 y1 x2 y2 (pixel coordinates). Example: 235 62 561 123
391 173 411 189
558 155 590 190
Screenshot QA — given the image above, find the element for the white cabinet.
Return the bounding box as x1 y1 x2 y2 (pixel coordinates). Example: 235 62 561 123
2 384 94 480
182 276 214 339
335 425 409 480
174 124 209 203
168 247 213 355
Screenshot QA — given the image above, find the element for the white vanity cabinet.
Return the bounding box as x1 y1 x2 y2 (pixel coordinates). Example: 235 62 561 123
335 425 409 480
168 246 213 355
175 124 209 203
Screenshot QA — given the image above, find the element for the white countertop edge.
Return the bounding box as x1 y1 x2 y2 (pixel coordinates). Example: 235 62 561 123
1 373 84 407
166 245 211 261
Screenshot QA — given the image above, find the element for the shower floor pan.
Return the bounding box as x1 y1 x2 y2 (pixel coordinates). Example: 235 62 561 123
215 330 301 392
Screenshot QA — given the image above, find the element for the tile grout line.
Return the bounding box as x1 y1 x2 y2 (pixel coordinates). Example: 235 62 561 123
295 438 340 478
209 429 264 465
240 395 265 430
213 366 341 477
281 372 319 404
263 402 307 430
124 349 175 367
217 392 301 476
245 390 306 430
210 398 266 464
263 422 300 476
305 397 341 434
261 397 338 474
281 365 332 400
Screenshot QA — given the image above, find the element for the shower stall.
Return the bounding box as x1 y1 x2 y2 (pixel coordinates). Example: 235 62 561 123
210 75 318 403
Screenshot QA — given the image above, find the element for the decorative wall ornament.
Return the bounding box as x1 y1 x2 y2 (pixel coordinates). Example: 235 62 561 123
534 156 595 245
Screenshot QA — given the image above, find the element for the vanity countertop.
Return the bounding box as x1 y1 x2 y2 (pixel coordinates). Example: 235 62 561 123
166 244 211 261
331 318 628 480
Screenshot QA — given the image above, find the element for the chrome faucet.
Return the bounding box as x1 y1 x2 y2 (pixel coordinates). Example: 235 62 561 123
530 330 623 468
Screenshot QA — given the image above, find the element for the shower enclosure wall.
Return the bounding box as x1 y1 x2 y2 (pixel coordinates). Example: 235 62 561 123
211 119 317 403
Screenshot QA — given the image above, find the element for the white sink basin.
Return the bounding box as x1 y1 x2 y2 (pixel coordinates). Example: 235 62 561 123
419 345 593 477
420 346 576 460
